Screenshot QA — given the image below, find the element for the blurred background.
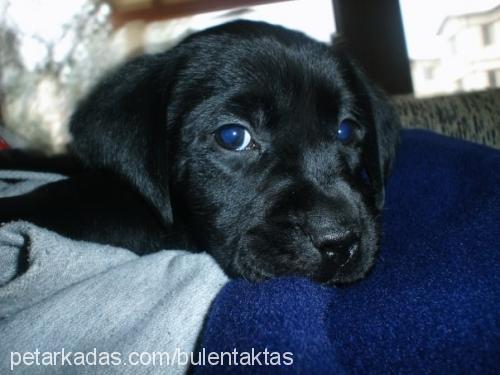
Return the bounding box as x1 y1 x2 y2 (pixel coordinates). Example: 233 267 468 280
0 0 499 152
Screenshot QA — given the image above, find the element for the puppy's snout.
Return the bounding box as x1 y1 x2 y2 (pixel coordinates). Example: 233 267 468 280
312 230 359 267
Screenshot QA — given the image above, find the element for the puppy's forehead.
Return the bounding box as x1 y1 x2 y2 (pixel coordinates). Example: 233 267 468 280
189 39 354 121
219 40 344 97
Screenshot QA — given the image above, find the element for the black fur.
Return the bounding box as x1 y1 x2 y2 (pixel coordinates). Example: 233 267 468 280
0 21 400 285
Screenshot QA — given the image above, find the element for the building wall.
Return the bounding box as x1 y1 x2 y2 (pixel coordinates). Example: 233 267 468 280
411 6 500 97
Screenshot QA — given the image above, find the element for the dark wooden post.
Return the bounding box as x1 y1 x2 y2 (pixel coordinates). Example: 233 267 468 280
332 0 413 95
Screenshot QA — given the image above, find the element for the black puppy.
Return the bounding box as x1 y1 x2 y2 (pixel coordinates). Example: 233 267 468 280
0 21 400 284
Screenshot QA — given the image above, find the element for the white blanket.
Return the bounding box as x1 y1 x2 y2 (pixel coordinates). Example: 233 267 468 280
0 172 228 374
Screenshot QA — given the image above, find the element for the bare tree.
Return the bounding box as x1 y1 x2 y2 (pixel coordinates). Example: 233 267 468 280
0 0 114 153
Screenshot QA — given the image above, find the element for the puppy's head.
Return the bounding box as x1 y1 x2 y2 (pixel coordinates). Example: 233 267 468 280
70 21 400 285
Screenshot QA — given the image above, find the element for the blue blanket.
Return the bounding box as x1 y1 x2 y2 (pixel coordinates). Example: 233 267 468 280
195 129 500 373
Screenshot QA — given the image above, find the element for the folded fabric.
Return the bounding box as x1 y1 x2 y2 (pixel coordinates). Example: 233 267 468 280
0 171 67 198
0 220 228 374
195 129 500 373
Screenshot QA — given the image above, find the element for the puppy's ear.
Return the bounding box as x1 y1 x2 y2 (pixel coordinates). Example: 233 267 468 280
69 51 182 225
362 84 400 211
332 43 400 211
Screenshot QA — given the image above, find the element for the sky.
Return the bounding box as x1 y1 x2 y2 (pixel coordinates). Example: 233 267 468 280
3 0 499 67
4 0 111 70
194 0 500 59
191 0 336 43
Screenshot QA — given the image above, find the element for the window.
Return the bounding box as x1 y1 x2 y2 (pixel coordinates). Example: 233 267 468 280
487 70 500 87
424 66 435 80
449 35 457 55
481 23 494 46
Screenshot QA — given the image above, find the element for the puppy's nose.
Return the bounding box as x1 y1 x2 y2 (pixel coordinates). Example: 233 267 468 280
312 231 359 266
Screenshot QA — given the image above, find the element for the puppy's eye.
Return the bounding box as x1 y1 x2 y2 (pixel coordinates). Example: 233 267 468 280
337 119 357 145
214 124 254 151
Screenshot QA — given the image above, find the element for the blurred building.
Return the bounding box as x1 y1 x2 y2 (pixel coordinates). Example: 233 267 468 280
411 4 500 97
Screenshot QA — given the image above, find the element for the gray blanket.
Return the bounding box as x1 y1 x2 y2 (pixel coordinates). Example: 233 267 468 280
0 172 228 374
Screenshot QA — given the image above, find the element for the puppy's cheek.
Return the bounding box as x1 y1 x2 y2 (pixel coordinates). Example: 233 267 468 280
205 234 244 274
229 228 323 281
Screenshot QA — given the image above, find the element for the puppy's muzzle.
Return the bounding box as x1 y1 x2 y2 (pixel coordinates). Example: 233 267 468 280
301 201 361 270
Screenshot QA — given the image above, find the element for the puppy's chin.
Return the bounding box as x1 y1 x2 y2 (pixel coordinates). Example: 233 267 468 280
224 228 379 285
